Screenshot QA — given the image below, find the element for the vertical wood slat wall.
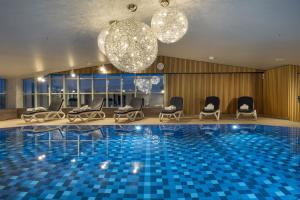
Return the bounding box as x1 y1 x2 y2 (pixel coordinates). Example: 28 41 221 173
263 65 300 121
289 66 300 121
166 73 263 115
263 67 290 119
154 56 264 115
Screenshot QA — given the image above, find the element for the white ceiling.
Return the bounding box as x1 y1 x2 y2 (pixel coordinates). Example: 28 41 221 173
0 0 300 77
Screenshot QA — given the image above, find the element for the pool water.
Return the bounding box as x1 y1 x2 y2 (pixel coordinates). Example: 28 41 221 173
0 124 299 200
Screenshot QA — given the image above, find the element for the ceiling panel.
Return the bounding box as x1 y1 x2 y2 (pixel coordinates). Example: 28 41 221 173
0 0 299 77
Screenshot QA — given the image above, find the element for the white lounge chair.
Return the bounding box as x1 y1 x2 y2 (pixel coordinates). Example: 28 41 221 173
21 97 65 122
199 96 221 120
67 98 105 122
159 97 183 122
236 96 257 120
114 97 144 122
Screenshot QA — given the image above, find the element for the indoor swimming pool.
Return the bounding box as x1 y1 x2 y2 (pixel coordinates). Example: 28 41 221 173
0 124 299 199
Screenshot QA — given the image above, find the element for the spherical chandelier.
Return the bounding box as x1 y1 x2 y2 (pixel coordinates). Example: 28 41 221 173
151 0 188 44
97 26 110 55
105 9 158 73
151 76 160 85
134 77 153 94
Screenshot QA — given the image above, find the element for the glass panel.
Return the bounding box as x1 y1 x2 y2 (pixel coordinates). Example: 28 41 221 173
136 93 150 107
23 94 35 108
0 94 5 109
122 76 135 93
66 79 77 93
149 93 164 107
37 79 49 93
66 94 78 107
108 79 121 93
80 79 92 93
151 75 164 93
37 94 49 107
51 94 63 101
80 94 92 106
136 93 164 107
122 93 135 106
108 94 121 107
94 79 106 93
94 94 106 107
80 74 93 78
51 74 64 78
23 79 35 94
51 78 63 93
0 79 6 93
94 74 107 78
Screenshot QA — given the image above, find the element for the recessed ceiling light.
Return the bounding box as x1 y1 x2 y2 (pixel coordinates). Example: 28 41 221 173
37 76 46 82
209 56 215 60
99 65 107 74
70 70 76 78
275 58 285 62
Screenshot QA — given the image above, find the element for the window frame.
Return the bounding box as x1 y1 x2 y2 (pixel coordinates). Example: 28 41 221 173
23 73 165 108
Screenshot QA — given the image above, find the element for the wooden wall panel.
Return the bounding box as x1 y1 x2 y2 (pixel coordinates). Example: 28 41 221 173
166 73 263 115
263 65 300 121
288 66 300 121
263 67 290 119
294 73 300 121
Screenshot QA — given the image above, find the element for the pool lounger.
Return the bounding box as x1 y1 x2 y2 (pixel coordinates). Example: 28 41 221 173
114 97 144 122
199 96 221 121
67 98 105 122
236 96 257 120
159 96 183 122
21 97 65 122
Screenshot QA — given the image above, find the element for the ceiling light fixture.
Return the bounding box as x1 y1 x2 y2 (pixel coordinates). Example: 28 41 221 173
134 77 153 94
97 20 118 56
37 76 46 82
70 70 76 78
97 27 110 55
275 58 285 62
159 0 170 7
157 62 165 70
105 4 158 73
209 56 215 60
151 0 188 44
99 65 107 73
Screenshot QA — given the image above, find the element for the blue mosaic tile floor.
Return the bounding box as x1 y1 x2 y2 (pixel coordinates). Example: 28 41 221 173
0 124 299 200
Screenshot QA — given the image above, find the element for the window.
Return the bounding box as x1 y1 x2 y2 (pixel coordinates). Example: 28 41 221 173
122 74 135 106
23 73 164 108
37 77 49 107
0 79 6 109
51 74 64 93
133 74 164 107
107 75 121 107
66 77 78 107
80 74 93 106
23 78 35 108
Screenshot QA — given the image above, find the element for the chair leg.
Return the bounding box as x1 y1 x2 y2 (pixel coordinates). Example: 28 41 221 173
254 111 257 120
216 111 220 121
236 111 239 120
179 112 182 121
160 114 164 122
